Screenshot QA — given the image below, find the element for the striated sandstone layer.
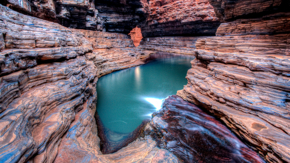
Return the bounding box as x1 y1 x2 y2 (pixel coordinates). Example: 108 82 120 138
208 0 290 22
178 1 290 162
147 95 264 163
0 0 100 29
0 0 148 31
95 0 147 33
1 0 220 36
216 12 290 36
178 30 290 163
141 0 220 37
3 0 57 21
0 4 179 163
1 0 288 162
140 36 205 56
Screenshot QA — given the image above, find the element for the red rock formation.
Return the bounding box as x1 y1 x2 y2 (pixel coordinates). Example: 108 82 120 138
1 0 219 36
95 0 148 33
0 0 148 31
140 36 205 55
142 0 220 37
3 0 57 21
208 0 290 21
0 5 178 163
1 0 289 162
147 0 218 24
148 95 264 163
128 27 143 47
177 0 290 162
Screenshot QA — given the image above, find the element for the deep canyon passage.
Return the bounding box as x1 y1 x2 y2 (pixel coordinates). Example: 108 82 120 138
0 0 289 162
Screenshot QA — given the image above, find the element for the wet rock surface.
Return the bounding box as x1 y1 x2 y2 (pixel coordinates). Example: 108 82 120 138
148 95 265 163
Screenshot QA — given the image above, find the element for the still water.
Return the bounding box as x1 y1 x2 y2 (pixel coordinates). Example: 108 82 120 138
96 57 192 134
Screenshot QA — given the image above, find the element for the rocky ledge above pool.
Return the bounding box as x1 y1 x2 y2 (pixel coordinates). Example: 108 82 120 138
146 95 265 163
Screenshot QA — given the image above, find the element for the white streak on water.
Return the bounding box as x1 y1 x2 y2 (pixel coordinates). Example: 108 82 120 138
143 97 164 117
108 120 128 124
144 97 164 110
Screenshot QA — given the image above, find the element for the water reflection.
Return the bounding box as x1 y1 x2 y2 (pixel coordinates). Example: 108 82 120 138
143 97 164 111
135 66 141 89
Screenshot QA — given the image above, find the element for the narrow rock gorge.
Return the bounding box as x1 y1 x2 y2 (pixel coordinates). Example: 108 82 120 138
0 0 289 162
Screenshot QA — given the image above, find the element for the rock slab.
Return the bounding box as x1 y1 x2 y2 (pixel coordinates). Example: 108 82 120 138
148 95 265 163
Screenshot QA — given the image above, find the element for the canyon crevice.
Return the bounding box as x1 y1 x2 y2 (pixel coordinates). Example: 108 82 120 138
0 0 289 162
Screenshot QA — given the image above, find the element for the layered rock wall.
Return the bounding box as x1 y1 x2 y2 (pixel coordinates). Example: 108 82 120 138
0 5 178 163
140 36 204 55
3 0 57 21
177 0 290 162
95 0 147 33
1 0 290 162
141 0 220 37
0 0 148 31
1 0 220 36
208 0 290 22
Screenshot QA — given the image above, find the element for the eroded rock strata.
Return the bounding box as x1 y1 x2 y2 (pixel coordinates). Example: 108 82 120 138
147 95 264 163
1 0 220 36
1 0 147 31
0 0 289 162
0 5 178 162
94 0 147 33
141 0 220 37
177 0 290 162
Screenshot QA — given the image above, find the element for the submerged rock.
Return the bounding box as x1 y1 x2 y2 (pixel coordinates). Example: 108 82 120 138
96 114 149 154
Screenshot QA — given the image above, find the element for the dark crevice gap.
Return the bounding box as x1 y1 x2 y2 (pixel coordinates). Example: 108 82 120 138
95 110 149 154
0 0 9 6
